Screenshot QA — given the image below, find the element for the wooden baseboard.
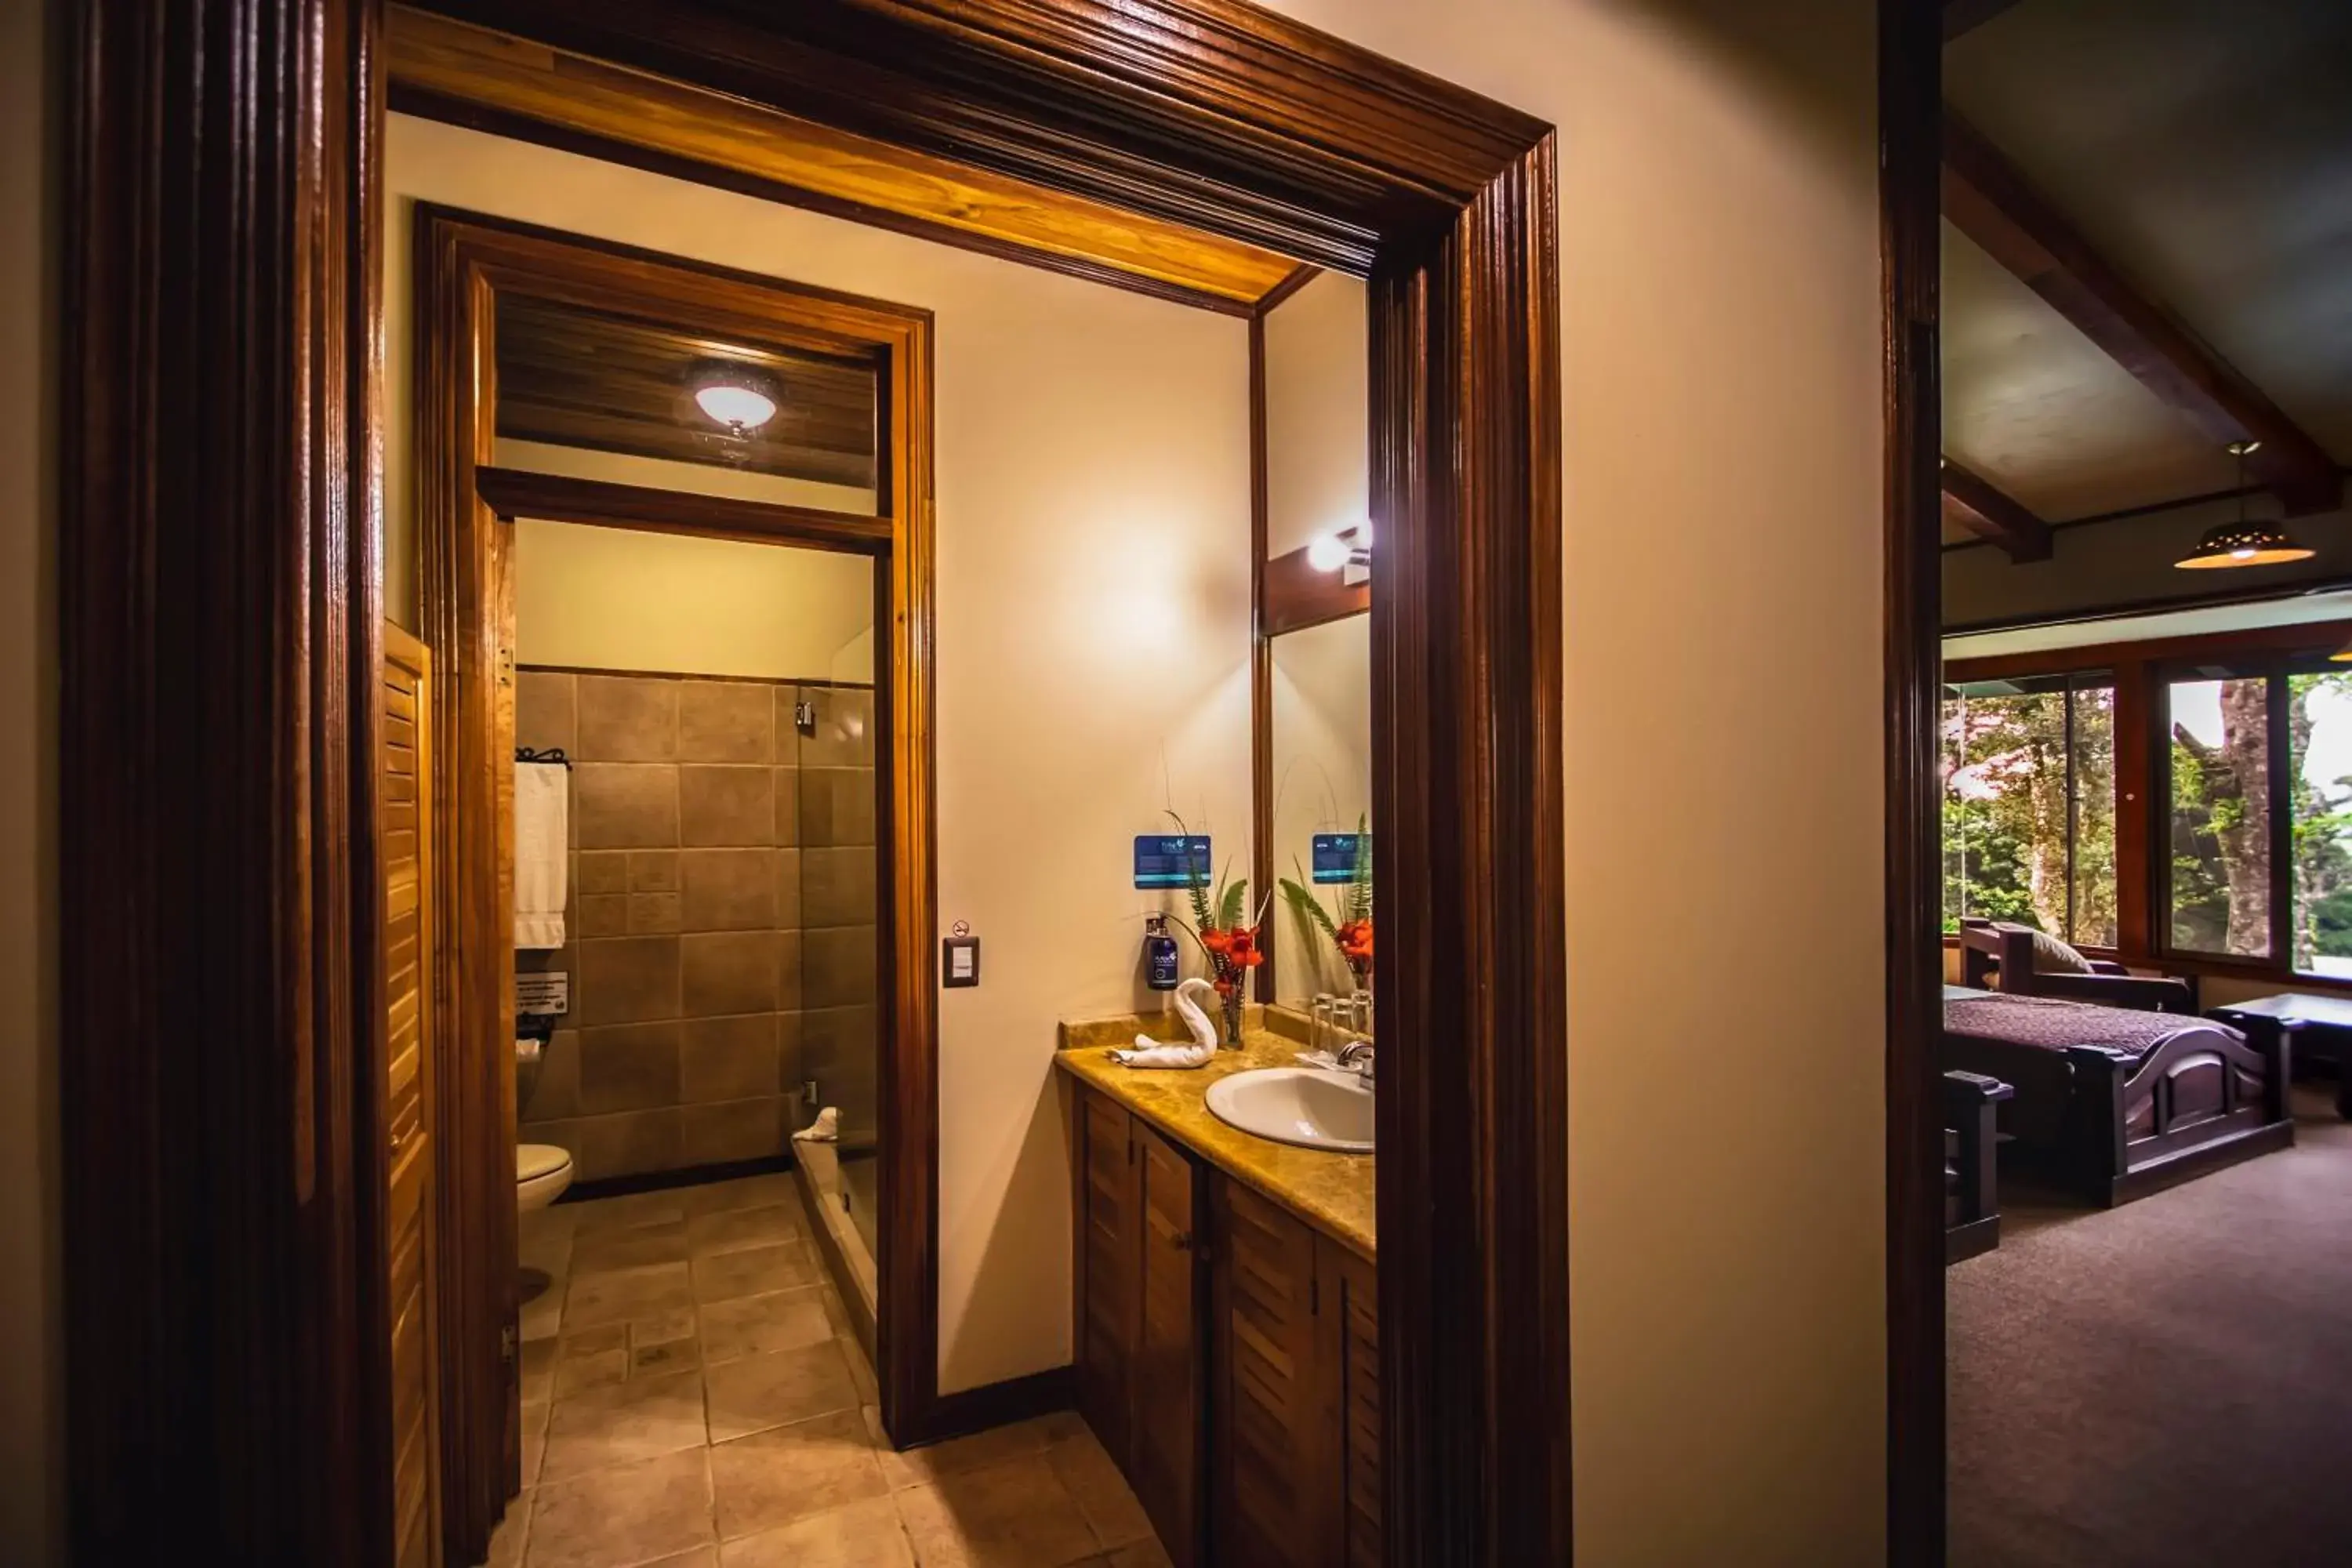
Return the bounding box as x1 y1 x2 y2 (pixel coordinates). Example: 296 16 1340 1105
907 1367 1076 1450
557 1151 794 1206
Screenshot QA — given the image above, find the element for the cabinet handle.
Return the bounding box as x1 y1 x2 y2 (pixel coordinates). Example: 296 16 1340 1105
1168 1230 1192 1253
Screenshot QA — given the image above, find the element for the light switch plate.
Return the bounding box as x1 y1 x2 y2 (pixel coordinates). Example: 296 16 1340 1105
942 935 981 988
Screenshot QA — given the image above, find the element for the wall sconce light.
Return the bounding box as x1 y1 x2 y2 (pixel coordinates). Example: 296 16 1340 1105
688 361 782 437
1307 523 1373 579
2174 441 2314 569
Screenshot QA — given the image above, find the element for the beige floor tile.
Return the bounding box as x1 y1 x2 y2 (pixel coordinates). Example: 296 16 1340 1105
1103 1541 1174 1568
641 1552 720 1568
687 1203 804 1257
683 1171 799 1216
566 1260 696 1329
871 1414 1053 1492
711 1408 889 1539
634 1333 703 1378
487 1490 530 1568
520 1338 557 1406
572 1219 691 1275
521 1283 567 1345
555 1347 630 1396
693 1241 818 1303
1044 1435 1153 1550
571 1191 691 1234
701 1287 836 1364
706 1341 859 1443
560 1323 630 1359
527 1447 713 1568
540 1368 709 1480
521 1399 550 1488
720 1496 914 1567
894 1453 1100 1568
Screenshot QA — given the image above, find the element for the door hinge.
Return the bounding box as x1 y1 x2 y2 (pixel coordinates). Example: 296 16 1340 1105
1309 1275 1320 1316
500 1323 518 1369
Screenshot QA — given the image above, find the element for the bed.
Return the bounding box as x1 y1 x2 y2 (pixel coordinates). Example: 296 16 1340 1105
1942 987 2294 1206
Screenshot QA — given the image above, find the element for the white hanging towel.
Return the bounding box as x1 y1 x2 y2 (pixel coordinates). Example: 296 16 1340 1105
514 761 569 949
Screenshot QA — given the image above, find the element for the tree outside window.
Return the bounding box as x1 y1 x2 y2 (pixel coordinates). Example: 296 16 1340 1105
1942 675 2115 947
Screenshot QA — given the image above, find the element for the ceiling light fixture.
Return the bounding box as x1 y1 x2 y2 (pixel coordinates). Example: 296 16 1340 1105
688 361 781 437
2175 441 2313 569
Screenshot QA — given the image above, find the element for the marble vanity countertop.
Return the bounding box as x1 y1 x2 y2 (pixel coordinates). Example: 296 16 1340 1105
1054 1014 1374 1260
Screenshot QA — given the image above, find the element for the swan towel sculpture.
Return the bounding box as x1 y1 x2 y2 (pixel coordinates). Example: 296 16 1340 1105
1109 976 1221 1069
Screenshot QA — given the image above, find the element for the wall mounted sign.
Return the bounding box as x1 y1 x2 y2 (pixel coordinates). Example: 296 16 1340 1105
1311 833 1368 885
1134 834 1211 890
516 971 569 1016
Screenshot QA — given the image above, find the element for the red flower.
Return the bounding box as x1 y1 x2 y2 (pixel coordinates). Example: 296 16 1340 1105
1203 927 1234 956
1214 977 1236 997
1227 927 1258 956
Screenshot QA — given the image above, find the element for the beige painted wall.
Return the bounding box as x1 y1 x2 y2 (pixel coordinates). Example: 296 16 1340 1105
1946 493 2352 631
1266 615 1371 1003
1261 270 1369 559
0 0 60 1555
1259 2 1888 1561
514 520 877 682
386 114 1254 1393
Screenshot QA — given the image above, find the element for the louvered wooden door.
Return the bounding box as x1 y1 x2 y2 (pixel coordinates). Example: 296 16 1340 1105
1130 1122 1203 1566
1210 1178 1324 1568
383 624 444 1568
1319 1236 1382 1568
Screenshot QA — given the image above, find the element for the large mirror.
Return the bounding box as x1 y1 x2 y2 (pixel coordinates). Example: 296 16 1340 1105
1269 612 1371 1007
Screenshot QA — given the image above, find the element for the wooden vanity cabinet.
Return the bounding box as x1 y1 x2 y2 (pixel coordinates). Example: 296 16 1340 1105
1072 1087 1207 1566
1069 1082 1380 1568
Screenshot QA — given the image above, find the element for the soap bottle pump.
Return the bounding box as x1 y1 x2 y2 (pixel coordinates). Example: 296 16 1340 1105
1144 914 1180 991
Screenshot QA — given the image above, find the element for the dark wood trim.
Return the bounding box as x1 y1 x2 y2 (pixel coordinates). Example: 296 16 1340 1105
1370 135 1569 1564
61 0 387 1561
1944 575 2352 638
475 464 893 551
909 1367 1076 1450
2114 661 2157 965
1883 0 1945 1560
388 84 1263 320
1249 314 1277 1007
1944 617 2352 683
1943 111 2343 516
403 0 1548 274
1265 544 1373 638
417 209 942 1540
1940 459 2050 561
1252 262 1323 319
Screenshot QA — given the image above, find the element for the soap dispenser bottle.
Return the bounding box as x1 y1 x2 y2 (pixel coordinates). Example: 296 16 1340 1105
1145 914 1180 991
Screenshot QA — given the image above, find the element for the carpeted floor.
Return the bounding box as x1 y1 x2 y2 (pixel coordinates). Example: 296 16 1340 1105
1949 1083 2352 1567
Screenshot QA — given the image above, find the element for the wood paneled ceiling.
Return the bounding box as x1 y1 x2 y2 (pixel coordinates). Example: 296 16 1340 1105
1942 0 2352 554
387 5 1310 314
494 293 879 491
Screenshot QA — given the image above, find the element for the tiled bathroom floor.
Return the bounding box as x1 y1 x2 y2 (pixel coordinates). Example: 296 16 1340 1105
499 1174 1170 1568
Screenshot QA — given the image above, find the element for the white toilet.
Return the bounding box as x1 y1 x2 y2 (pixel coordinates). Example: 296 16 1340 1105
517 1142 574 1213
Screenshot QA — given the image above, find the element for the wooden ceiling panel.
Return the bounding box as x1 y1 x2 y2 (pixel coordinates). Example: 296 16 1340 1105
494 293 879 490
388 5 1308 313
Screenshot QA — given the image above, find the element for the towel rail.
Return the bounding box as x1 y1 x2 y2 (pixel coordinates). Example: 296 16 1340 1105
514 746 570 769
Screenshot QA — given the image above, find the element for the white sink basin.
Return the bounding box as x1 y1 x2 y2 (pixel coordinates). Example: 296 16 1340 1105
1204 1068 1374 1152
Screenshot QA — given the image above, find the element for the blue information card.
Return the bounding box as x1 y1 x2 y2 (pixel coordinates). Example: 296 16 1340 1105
1311 832 1368 885
1134 834 1211 889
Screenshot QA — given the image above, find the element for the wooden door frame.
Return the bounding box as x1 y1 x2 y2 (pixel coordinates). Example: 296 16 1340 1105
1883 0 1947 1563
415 205 938 1557
67 0 1573 1559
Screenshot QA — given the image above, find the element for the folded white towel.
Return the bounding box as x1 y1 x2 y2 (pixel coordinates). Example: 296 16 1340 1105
1110 977 1221 1069
514 761 568 949
793 1105 840 1143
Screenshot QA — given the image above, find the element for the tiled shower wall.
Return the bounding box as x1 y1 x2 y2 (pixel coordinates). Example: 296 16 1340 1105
515 669 877 1181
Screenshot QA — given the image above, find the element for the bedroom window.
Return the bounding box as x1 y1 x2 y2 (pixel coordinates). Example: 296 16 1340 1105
2288 668 2352 978
1942 673 2117 947
2167 674 2274 959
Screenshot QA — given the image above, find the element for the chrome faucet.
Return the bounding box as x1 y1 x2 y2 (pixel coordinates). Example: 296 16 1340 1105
1336 1040 1375 1087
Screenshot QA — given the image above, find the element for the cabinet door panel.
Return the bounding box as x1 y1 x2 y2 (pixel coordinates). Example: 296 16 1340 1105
1131 1121 1203 1566
1075 1089 1138 1459
1212 1178 1324 1568
1320 1238 1381 1568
